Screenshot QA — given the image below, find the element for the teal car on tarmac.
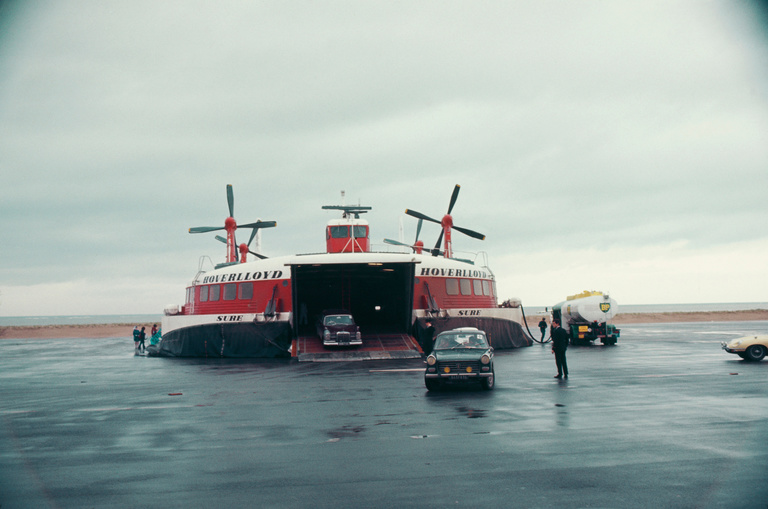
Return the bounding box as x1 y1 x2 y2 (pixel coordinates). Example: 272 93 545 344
425 327 495 391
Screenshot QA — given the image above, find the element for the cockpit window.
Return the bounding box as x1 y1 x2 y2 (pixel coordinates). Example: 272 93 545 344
330 226 349 239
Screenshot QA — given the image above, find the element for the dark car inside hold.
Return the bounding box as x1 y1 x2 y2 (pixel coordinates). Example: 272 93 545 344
317 310 362 347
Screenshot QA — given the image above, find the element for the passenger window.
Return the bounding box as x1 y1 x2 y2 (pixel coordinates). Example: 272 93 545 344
483 280 491 296
223 283 237 301
473 279 483 295
209 285 220 302
239 282 253 300
200 285 209 302
353 225 367 238
446 279 459 295
460 279 472 295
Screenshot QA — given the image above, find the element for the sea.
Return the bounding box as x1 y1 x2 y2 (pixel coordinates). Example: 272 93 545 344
0 314 164 327
1 302 767 327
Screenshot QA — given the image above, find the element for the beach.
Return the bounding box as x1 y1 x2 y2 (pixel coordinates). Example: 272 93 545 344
1 310 767 339
0 323 138 339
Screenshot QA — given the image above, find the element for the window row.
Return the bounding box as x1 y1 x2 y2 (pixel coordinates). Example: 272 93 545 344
198 282 254 303
445 278 492 297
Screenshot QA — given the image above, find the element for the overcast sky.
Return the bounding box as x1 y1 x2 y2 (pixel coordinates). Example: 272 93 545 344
1 1 767 316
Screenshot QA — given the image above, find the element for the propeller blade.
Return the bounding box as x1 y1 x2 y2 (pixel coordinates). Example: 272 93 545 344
453 225 486 241
414 219 423 243
433 230 444 255
189 226 225 233
384 238 412 248
226 184 234 218
239 220 277 230
240 221 277 246
447 184 460 214
405 209 440 224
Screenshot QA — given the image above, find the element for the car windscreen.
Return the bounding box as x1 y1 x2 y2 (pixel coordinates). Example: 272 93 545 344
324 315 353 325
434 333 488 349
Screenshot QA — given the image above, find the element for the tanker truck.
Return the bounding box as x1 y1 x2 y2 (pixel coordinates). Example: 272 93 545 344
552 291 620 345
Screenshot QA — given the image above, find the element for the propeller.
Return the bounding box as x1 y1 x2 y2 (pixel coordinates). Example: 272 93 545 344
384 219 425 253
215 236 268 260
189 184 276 263
403 184 485 258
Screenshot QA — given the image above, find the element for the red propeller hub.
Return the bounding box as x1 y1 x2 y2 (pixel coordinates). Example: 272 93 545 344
225 217 237 230
441 214 453 229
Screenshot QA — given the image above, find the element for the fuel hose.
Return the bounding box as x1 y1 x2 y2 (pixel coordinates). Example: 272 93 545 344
521 304 551 344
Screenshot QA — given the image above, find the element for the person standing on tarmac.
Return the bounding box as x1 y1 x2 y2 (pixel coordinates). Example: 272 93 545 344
138 326 147 354
538 317 548 342
551 318 569 379
423 320 436 354
133 326 141 353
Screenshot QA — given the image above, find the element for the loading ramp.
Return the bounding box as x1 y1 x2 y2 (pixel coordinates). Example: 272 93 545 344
293 333 423 362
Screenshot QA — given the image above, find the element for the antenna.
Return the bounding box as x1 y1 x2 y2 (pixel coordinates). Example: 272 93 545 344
322 190 372 219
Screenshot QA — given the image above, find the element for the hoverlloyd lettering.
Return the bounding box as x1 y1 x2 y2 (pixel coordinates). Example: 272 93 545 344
202 270 284 284
419 267 488 278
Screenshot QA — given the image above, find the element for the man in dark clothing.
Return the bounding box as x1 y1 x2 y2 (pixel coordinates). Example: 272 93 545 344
422 321 436 354
538 317 547 342
550 318 569 378
138 326 147 353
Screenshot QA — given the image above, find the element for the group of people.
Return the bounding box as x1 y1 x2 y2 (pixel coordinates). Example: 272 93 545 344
132 324 160 354
539 317 569 379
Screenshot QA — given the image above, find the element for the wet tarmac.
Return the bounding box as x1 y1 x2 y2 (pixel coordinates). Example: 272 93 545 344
1 321 767 508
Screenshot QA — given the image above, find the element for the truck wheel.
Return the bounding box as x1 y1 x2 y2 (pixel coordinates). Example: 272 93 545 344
481 371 495 391
745 345 766 362
425 378 440 391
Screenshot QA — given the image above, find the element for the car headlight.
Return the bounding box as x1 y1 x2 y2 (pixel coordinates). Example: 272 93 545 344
426 355 437 366
480 354 491 365
731 340 742 347
324 329 330 339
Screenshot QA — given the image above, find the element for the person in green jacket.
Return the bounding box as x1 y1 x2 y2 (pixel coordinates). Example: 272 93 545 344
132 326 141 353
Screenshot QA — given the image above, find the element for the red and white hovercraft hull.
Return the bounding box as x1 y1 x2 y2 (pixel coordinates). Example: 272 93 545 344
151 186 532 359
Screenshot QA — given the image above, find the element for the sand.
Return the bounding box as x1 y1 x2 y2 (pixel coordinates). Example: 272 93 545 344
0 323 143 339
611 309 768 324
1 310 767 339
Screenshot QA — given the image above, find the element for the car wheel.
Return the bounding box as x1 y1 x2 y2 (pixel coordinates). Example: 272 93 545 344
745 345 766 362
481 371 495 391
425 378 440 392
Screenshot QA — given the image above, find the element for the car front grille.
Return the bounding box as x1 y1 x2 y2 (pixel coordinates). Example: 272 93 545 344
335 332 351 342
436 360 481 374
